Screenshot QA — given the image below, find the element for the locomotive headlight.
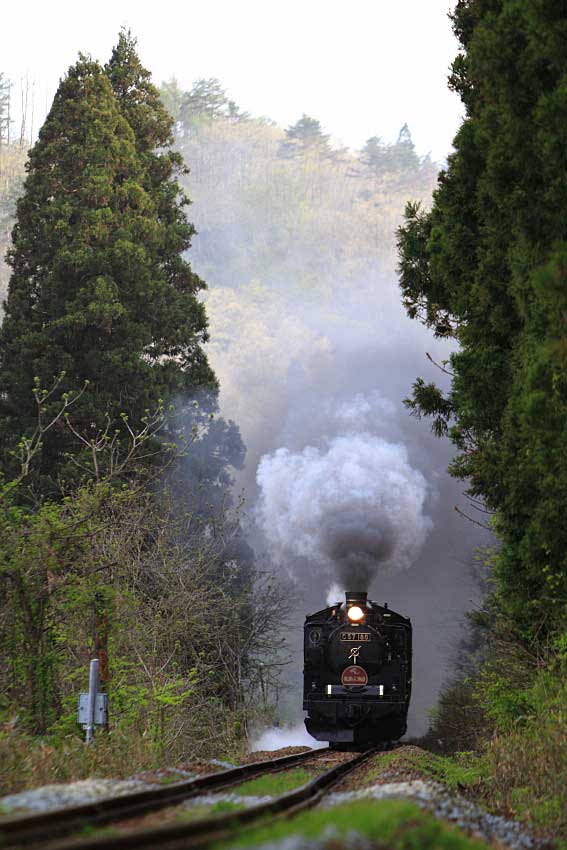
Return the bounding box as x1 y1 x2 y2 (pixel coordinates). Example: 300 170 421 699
347 605 365 623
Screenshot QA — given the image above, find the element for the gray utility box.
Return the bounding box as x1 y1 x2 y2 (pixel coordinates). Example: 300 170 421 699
77 692 108 727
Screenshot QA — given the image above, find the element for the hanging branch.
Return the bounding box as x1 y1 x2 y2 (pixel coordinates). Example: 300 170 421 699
454 504 492 531
426 351 455 376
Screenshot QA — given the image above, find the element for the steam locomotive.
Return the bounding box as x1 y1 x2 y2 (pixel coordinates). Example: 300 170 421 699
303 591 412 747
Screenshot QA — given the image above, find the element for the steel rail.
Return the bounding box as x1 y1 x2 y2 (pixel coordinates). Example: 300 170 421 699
40 746 379 850
0 748 323 848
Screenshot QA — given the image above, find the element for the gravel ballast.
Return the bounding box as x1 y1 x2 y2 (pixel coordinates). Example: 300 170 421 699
322 780 545 850
0 778 158 814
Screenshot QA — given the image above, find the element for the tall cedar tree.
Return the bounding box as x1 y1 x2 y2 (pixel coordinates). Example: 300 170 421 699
0 50 214 490
105 31 214 387
397 0 567 636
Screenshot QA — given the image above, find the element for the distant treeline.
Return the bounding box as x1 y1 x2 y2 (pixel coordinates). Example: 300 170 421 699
160 76 438 293
147 77 440 470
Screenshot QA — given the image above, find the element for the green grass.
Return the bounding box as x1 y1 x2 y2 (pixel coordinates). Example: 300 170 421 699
363 748 488 793
214 798 491 850
73 800 244 839
363 748 429 783
0 726 248 797
362 749 402 779
430 753 488 792
159 773 189 785
231 768 313 797
178 800 244 821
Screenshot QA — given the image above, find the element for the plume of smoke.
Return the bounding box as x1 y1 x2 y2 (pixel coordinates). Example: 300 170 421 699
256 431 431 590
181 118 487 734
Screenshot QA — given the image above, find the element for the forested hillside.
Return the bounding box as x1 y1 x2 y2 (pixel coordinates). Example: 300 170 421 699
166 76 442 474
398 0 567 838
1 73 440 454
174 85 435 290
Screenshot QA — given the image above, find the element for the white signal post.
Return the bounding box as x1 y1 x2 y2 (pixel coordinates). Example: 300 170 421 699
85 659 99 745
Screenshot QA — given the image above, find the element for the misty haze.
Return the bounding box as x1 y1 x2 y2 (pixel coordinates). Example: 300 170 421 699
167 84 487 734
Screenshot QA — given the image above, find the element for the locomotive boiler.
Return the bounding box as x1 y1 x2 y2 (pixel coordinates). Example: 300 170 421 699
303 591 412 747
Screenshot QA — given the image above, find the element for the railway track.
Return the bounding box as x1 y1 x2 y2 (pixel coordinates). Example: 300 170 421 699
0 746 379 850
0 748 319 848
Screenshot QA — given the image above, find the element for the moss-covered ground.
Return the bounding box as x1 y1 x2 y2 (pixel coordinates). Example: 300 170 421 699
177 800 244 820
214 798 491 850
231 768 314 797
362 747 486 793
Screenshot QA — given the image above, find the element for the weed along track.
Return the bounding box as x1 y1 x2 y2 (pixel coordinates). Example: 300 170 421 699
0 748 380 850
0 747 337 849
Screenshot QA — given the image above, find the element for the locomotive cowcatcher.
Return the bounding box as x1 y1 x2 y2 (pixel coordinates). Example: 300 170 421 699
303 591 412 747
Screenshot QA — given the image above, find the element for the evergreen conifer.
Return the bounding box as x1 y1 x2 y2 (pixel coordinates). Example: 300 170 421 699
178 77 231 136
359 136 390 175
105 30 214 383
397 0 567 634
391 124 419 173
278 114 333 159
0 50 214 490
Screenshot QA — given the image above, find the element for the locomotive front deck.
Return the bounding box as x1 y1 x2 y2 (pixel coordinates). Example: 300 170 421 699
303 591 412 746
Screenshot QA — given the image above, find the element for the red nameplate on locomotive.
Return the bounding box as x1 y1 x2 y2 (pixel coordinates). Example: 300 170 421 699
341 665 368 686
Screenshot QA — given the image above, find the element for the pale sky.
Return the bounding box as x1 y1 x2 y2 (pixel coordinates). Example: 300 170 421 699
4 0 463 161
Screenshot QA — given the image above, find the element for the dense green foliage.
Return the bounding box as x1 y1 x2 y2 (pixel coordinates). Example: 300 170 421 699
0 44 213 491
425 606 567 840
0 384 288 760
0 36 288 776
397 0 567 636
397 1 567 841
105 34 212 388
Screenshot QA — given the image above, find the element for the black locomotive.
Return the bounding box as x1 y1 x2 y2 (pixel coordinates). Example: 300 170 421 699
303 591 412 747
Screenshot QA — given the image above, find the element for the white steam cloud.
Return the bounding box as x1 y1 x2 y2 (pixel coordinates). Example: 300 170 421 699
326 581 345 606
256 419 432 590
250 724 326 753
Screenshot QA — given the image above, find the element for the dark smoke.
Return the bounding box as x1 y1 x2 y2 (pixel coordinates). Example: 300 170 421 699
255 426 432 594
320 510 396 590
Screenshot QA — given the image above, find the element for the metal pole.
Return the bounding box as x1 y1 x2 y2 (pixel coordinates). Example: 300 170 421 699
85 659 99 745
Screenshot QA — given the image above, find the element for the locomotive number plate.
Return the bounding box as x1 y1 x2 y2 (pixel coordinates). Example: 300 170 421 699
340 632 371 641
341 665 368 686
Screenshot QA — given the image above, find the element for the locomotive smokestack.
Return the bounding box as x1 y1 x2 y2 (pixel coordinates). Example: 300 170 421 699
345 591 368 606
345 591 368 622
